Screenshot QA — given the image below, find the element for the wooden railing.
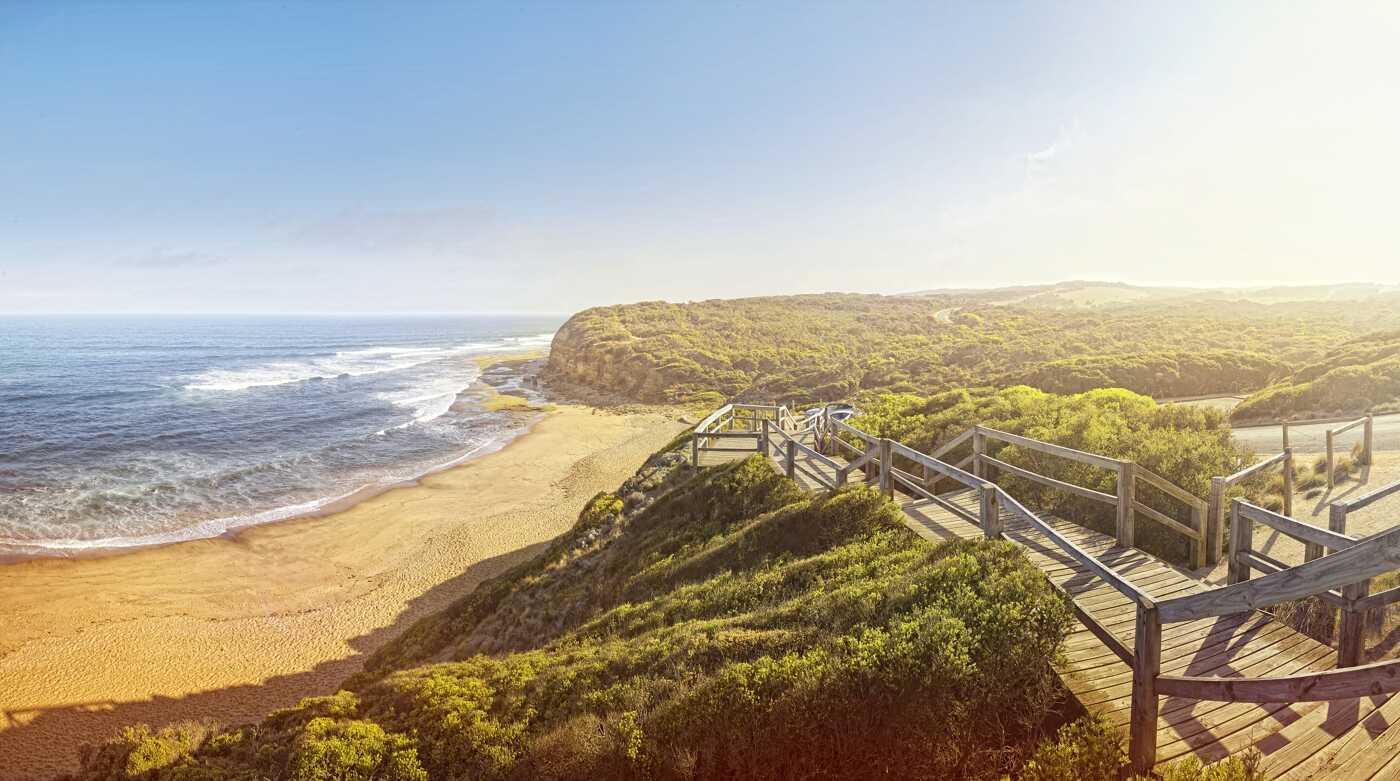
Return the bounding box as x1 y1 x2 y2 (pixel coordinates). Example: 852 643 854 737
689 403 802 464
1206 448 1294 566
1119 496 1400 772
1327 414 1375 488
863 422 1208 568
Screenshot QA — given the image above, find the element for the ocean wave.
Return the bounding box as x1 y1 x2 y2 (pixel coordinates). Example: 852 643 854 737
182 340 505 392
377 368 481 426
0 421 532 558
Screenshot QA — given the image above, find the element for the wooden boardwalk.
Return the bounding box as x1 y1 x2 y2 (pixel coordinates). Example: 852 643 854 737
741 430 1400 779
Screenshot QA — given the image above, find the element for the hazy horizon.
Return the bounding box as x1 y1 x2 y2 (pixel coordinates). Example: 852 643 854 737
4 2 1398 314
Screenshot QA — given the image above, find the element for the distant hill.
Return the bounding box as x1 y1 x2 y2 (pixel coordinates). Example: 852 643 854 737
1232 330 1400 423
544 292 1392 406
905 280 1400 310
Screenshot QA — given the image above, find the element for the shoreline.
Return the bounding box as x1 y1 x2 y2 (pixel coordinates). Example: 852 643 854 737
0 352 551 565
0 392 685 779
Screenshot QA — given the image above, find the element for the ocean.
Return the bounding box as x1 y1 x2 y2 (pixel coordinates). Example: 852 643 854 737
0 314 561 558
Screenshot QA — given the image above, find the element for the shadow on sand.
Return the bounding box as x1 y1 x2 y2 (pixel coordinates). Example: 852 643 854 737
0 542 548 781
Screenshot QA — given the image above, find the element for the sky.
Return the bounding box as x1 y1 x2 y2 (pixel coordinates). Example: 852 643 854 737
2 1 1398 314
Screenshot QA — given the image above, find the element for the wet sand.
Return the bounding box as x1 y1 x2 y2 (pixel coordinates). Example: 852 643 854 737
0 402 684 779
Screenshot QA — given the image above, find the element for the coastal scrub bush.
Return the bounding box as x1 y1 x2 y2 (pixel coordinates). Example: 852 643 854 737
71 455 1072 781
1011 715 1265 781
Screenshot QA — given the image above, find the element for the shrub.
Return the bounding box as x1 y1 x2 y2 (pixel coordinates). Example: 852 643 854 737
287 718 426 781
1011 715 1265 781
73 456 1072 781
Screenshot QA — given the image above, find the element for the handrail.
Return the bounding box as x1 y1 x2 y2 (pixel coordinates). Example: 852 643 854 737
830 418 879 444
1338 478 1400 513
1157 520 1399 623
929 427 975 461
979 453 1117 505
887 439 981 492
1233 500 1356 552
1156 655 1400 702
991 485 1155 610
1333 416 1369 435
1136 466 1207 511
1222 450 1290 484
974 425 1125 471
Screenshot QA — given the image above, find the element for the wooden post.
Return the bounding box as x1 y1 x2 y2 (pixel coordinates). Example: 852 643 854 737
1206 477 1226 566
1329 502 1348 539
1327 430 1336 489
864 442 877 485
1283 447 1294 519
1364 415 1375 466
1227 498 1253 584
1129 603 1161 775
1328 501 1367 666
1282 421 1291 452
1116 462 1136 548
1339 580 1368 668
1189 502 1205 570
691 433 699 466
878 438 892 498
784 440 796 480
981 485 1002 539
971 428 986 479
759 419 770 458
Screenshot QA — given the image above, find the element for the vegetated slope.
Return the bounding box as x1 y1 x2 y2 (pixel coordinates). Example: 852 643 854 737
546 293 1363 406
71 453 1073 781
1232 330 1400 423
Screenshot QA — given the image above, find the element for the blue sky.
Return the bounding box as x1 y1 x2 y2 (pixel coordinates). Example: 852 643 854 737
2 2 1398 313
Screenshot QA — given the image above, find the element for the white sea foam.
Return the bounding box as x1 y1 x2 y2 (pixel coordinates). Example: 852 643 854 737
0 420 534 558
378 366 481 425
183 340 504 392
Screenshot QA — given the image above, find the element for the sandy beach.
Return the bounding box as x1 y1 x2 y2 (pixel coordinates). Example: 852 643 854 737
0 398 684 779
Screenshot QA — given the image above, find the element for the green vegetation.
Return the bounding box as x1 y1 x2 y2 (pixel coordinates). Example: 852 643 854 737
1013 715 1263 781
1233 330 1400 422
69 454 1076 780
845 386 1238 564
547 293 1366 406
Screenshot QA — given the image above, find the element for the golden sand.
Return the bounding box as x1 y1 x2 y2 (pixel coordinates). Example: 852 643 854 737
0 402 684 779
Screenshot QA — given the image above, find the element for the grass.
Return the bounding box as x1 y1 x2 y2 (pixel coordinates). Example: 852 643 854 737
69 453 1076 780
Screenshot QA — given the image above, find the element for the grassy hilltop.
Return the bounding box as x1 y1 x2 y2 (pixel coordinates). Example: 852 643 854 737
545 291 1396 411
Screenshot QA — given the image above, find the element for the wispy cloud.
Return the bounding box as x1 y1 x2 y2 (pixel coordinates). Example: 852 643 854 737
1026 141 1058 164
114 248 227 270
